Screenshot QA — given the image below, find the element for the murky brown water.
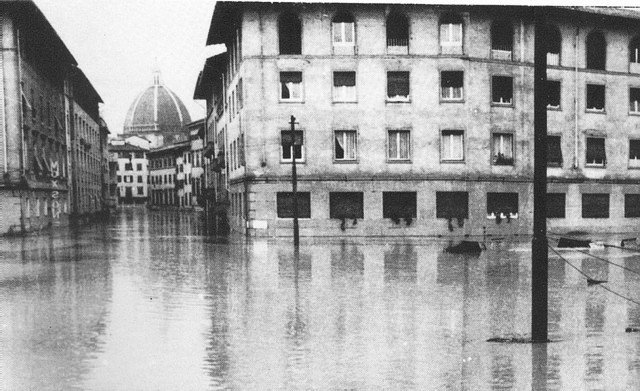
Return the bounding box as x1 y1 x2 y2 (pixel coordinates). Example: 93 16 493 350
2 208 640 390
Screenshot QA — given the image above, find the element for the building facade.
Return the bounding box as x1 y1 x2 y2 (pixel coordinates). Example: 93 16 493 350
148 121 205 209
69 69 107 218
0 1 103 235
109 141 149 205
195 3 640 237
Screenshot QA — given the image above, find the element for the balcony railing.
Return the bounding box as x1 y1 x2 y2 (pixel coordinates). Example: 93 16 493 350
491 49 512 61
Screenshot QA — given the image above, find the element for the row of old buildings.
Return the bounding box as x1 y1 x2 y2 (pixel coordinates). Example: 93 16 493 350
192 3 640 237
0 0 111 235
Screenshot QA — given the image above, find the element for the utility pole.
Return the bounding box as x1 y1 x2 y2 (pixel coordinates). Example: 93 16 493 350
283 115 301 247
532 7 549 343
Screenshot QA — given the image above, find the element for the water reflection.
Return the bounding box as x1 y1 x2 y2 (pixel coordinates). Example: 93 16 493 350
2 209 640 389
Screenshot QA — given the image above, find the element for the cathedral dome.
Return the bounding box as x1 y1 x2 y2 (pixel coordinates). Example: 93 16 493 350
123 70 191 135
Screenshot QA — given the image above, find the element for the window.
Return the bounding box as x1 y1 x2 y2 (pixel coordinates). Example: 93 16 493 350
137 187 144 196
631 36 640 64
280 130 304 162
136 163 142 171
582 194 609 218
439 13 463 49
334 130 357 161
276 192 311 218
586 31 606 70
631 88 640 113
383 192 417 220
487 192 518 219
625 194 640 217
546 193 566 218
492 133 514 165
333 72 356 102
492 76 513 105
278 12 301 55
491 20 514 60
124 162 133 171
387 71 410 101
546 80 561 109
329 192 364 219
544 24 561 66
280 72 303 101
441 71 463 101
629 140 640 167
388 130 411 161
586 84 605 111
547 136 562 167
586 137 606 167
386 12 409 48
137 176 143 183
117 175 122 182
332 12 355 46
441 130 464 161
436 192 468 219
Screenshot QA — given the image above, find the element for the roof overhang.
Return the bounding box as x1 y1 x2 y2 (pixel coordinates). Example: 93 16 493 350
194 52 227 100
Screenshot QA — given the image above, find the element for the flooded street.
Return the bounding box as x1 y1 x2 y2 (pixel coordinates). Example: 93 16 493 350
2 209 640 390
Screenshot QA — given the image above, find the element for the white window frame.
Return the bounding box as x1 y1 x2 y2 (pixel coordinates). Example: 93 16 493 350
332 72 357 103
440 22 462 46
279 72 303 102
491 76 513 106
585 137 606 167
387 71 411 102
388 130 411 161
332 22 355 46
492 133 514 165
441 130 464 162
631 87 640 114
334 130 357 161
440 71 464 101
280 130 305 163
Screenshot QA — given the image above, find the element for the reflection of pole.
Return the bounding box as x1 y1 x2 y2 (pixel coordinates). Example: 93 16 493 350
290 116 299 247
532 7 549 343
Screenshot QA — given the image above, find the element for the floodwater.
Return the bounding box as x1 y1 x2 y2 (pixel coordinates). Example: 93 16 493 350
2 209 640 390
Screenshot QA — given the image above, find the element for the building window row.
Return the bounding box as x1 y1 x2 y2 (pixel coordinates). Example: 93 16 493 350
280 71 640 114
275 191 640 221
276 10 640 72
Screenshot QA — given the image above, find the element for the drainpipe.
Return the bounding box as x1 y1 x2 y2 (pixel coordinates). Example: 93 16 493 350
1 17 7 174
574 26 579 169
16 28 25 175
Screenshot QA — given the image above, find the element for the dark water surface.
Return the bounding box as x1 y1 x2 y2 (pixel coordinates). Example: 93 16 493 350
2 209 640 390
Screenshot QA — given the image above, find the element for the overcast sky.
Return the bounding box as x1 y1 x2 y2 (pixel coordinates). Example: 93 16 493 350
34 0 215 135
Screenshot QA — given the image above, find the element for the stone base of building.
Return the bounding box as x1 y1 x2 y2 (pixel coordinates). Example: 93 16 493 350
0 188 69 236
222 179 640 238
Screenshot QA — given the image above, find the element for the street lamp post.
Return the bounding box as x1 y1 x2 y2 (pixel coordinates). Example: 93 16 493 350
282 115 302 247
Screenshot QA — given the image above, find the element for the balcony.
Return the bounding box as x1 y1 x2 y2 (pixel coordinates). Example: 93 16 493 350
491 49 512 61
547 52 560 66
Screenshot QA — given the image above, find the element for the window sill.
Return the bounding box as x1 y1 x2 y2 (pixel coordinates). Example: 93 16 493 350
630 111 640 116
487 213 518 220
386 98 411 104
585 164 606 168
492 163 514 167
333 159 358 164
440 98 465 104
279 99 305 104
440 159 465 164
547 163 562 168
332 100 357 104
491 102 513 108
585 109 606 114
547 106 561 111
280 160 306 164
387 159 412 164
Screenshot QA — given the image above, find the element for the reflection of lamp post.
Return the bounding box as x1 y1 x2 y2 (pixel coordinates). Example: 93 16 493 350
282 116 303 247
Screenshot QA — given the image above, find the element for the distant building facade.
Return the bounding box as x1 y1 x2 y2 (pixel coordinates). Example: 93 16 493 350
195 3 640 237
69 69 107 218
109 142 148 205
0 0 103 235
148 120 205 209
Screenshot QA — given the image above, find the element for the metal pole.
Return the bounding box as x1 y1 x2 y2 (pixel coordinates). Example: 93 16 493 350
532 7 549 343
290 115 299 247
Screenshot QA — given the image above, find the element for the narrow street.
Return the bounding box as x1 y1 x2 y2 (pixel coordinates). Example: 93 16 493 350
1 208 640 389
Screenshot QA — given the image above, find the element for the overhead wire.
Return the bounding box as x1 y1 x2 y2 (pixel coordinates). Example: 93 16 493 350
548 245 640 306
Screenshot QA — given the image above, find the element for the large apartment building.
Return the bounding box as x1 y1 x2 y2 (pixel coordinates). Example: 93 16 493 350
194 3 640 237
0 0 104 235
